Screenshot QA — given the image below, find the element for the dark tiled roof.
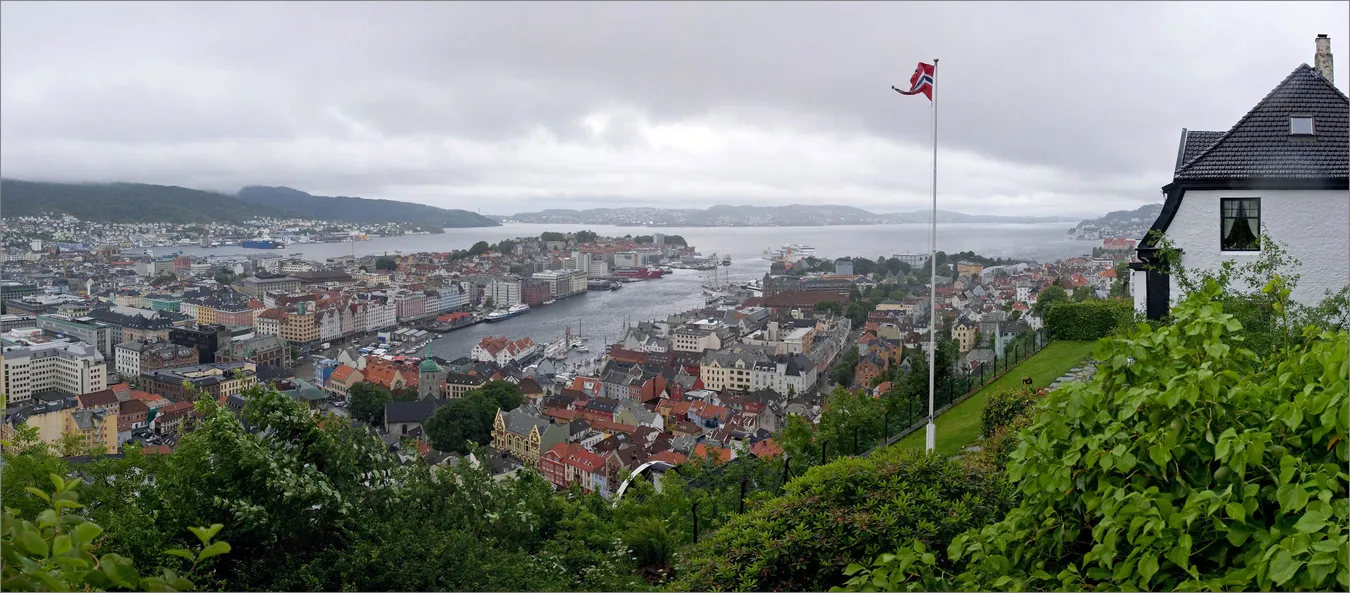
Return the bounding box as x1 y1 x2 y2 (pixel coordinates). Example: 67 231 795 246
384 399 445 425
1174 64 1349 180
1173 130 1224 172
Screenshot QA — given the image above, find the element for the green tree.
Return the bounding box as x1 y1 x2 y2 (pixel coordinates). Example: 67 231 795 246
814 300 843 316
424 390 502 454
539 231 566 242
840 279 1350 592
574 230 599 244
391 387 419 402
213 269 238 285
1070 284 1095 301
374 256 397 271
676 448 1013 592
468 240 491 255
0 474 230 592
348 381 392 425
476 380 523 411
1031 284 1069 317
828 347 860 386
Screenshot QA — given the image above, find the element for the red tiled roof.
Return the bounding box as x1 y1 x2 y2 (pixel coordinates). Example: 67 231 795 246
648 450 688 465
693 443 733 464
750 439 783 458
564 447 605 473
329 365 358 384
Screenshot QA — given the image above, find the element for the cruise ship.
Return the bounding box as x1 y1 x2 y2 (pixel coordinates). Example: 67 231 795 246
484 303 532 322
761 242 816 261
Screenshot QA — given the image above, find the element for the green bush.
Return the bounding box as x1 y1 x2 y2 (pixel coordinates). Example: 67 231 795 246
673 448 1013 592
1 474 228 592
979 387 1041 439
837 278 1350 592
1044 299 1134 341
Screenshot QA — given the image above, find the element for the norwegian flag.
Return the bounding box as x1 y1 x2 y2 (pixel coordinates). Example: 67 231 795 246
892 62 935 101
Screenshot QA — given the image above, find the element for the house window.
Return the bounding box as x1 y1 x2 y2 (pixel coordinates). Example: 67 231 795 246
1221 198 1261 251
1290 116 1315 136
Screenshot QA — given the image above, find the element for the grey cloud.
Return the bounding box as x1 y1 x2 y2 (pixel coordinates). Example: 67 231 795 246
2 1 1347 217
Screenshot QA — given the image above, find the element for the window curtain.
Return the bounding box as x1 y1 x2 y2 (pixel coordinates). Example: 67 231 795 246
1242 200 1259 237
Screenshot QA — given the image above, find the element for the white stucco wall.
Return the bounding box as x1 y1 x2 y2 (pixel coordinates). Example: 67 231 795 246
1161 189 1349 307
1131 269 1148 314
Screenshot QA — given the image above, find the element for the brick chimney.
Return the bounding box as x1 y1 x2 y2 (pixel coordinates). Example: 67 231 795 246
1315 34 1334 84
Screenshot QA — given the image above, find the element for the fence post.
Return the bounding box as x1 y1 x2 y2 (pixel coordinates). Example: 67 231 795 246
821 440 827 465
739 475 747 514
692 502 699 544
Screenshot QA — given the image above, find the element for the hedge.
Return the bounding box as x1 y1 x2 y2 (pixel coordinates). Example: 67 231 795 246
673 448 1013 592
1044 299 1135 341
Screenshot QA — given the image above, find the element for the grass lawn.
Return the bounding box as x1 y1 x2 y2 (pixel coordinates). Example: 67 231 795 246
893 340 1098 455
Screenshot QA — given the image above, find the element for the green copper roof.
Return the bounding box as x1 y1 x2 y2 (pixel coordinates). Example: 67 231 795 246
418 343 442 372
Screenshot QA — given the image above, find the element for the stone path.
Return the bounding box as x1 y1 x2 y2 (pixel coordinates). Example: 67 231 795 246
1048 359 1099 391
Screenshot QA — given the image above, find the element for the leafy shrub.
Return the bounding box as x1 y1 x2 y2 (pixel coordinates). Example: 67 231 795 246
1044 299 1134 341
673 447 1013 592
837 279 1350 591
979 388 1041 439
972 412 1034 470
1 474 228 592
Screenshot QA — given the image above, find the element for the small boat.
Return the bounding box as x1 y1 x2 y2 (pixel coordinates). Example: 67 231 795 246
576 346 590 353
543 299 556 305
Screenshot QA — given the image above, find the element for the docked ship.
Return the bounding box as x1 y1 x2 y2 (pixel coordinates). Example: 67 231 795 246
761 242 816 262
721 255 732 266
484 303 531 322
242 239 286 250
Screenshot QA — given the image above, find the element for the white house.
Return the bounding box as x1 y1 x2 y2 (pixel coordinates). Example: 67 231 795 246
1132 35 1349 320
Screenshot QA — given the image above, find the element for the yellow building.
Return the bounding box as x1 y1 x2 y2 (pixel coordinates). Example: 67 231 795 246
256 304 319 345
951 320 979 352
5 405 119 454
491 407 567 467
956 262 985 277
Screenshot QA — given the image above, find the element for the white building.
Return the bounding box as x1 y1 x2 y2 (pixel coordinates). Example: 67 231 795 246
1132 38 1348 320
750 354 819 396
470 336 539 366
1 338 108 403
533 269 588 297
488 279 521 308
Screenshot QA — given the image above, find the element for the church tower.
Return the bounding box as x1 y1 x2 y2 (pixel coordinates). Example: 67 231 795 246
417 343 446 399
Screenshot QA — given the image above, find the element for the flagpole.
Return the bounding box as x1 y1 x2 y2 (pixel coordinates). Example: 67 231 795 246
926 58 939 454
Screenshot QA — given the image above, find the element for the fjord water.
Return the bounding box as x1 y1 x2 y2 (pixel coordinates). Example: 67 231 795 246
177 223 1094 360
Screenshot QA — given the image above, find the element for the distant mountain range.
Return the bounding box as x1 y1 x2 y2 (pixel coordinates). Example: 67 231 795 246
236 186 498 227
0 180 499 227
496 204 1080 226
1070 203 1163 239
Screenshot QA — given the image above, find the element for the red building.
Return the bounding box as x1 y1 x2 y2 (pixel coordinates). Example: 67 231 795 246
521 280 551 307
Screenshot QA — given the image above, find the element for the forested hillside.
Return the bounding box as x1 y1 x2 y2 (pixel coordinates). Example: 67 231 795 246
0 180 291 223
237 186 499 227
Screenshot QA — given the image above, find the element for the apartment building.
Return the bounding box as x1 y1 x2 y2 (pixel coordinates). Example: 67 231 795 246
488 278 522 307
35 314 115 360
0 337 108 403
113 340 198 379
256 303 319 347
140 361 258 403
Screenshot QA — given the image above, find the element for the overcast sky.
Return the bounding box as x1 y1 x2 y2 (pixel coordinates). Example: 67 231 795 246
2 2 1346 218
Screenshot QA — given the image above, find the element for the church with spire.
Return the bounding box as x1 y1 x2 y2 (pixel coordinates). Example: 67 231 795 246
417 343 446 399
